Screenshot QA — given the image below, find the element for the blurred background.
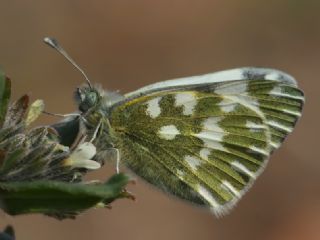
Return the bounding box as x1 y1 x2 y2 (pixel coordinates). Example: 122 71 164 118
0 1 319 240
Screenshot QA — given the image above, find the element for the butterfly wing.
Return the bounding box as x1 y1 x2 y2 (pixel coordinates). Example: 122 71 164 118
109 68 304 216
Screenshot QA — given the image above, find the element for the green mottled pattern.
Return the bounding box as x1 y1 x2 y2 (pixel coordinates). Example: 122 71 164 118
107 79 303 215
212 80 304 149
62 76 297 217
247 81 304 149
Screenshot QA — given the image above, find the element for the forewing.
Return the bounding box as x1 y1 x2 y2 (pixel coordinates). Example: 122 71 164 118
202 78 304 150
125 67 297 97
123 67 304 152
110 69 304 216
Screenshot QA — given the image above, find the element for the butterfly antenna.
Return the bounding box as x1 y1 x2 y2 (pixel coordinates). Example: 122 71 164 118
43 37 93 88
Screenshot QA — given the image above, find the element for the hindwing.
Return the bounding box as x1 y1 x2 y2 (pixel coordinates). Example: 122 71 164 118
108 68 304 216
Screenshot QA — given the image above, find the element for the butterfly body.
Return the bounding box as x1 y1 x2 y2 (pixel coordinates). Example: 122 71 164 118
67 67 304 216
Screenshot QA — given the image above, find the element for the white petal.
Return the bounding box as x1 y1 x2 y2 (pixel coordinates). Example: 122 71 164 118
71 142 96 160
64 142 99 170
70 159 101 170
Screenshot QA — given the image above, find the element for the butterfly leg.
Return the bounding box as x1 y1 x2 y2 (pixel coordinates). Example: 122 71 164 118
115 148 120 174
87 119 121 173
89 119 102 143
100 147 121 173
102 119 120 173
42 111 81 118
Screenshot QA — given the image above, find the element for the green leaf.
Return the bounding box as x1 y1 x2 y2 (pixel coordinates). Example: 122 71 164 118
0 148 25 175
0 70 11 127
0 173 130 219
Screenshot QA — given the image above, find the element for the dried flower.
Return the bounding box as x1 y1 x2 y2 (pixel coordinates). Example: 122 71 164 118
0 70 131 219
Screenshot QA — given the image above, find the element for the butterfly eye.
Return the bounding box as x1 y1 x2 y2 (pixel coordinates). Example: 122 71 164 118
78 90 99 112
86 91 98 106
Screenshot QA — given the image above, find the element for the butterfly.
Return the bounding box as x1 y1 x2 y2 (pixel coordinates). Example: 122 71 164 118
45 37 304 217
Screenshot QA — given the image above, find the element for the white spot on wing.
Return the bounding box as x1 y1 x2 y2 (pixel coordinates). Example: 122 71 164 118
174 92 197 115
246 121 267 131
194 117 227 151
218 98 237 112
184 155 201 171
176 169 185 178
267 120 292 132
194 131 225 145
265 72 281 81
158 125 180 140
249 146 269 156
203 117 224 132
229 95 261 112
199 148 211 160
231 161 256 179
270 85 282 95
202 139 226 152
214 82 247 95
197 184 219 208
207 68 245 82
270 141 281 148
282 109 302 117
221 181 240 198
146 97 162 118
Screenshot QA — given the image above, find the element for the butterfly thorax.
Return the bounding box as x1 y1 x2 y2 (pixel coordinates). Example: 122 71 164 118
74 85 124 150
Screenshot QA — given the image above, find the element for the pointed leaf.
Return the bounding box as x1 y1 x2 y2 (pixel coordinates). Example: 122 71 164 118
25 99 44 126
4 94 29 127
0 173 130 218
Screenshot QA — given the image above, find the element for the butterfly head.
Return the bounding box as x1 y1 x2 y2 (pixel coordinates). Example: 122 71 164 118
74 86 101 112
